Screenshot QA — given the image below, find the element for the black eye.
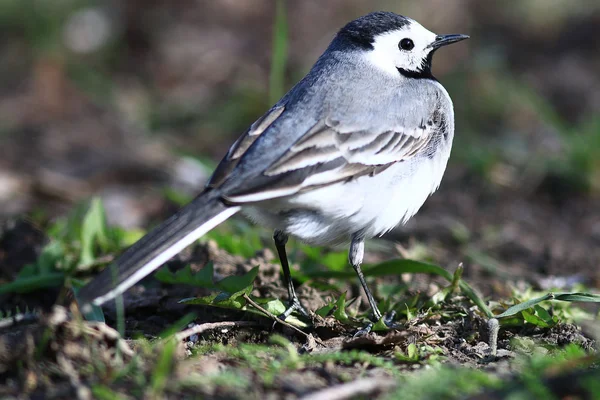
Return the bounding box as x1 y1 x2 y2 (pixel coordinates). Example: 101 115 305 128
399 38 414 51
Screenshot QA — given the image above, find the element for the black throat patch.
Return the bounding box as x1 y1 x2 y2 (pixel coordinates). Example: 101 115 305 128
397 52 437 80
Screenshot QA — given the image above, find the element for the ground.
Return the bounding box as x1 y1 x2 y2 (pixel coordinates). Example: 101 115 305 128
0 176 598 398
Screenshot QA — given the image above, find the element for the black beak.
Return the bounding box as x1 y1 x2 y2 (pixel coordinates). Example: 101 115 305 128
428 34 470 50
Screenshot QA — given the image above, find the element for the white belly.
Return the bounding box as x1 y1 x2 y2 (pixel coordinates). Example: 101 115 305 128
242 150 450 245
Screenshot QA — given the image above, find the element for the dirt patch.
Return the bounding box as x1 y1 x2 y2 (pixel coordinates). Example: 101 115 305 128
0 298 595 399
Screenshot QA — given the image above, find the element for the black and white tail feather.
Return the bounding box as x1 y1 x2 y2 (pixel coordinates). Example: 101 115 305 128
78 190 239 311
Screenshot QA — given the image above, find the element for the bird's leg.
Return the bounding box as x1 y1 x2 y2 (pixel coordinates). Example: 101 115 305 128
349 236 383 320
273 230 309 319
350 235 398 336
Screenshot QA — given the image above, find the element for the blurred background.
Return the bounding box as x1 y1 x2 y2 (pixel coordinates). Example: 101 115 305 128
0 0 599 291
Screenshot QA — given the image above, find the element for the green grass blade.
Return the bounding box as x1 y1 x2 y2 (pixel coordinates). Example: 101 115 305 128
365 259 454 278
79 198 109 266
72 285 105 322
458 281 494 318
496 292 600 319
268 0 288 105
553 292 600 302
495 293 554 318
0 272 64 295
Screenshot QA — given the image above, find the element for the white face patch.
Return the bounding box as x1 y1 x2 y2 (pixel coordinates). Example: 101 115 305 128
363 19 437 77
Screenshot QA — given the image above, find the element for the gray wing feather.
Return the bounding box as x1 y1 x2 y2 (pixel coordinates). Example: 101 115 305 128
264 119 434 176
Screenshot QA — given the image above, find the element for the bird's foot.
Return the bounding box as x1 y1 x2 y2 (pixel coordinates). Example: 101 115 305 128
278 297 310 320
354 323 374 337
353 310 399 337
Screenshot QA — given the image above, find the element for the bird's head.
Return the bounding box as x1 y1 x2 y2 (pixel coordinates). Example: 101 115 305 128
333 11 469 79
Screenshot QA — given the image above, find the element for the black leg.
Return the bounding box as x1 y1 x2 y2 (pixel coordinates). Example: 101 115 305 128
349 235 399 336
273 230 309 319
349 236 383 321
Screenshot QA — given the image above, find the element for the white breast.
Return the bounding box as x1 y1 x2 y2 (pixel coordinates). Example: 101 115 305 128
242 146 451 245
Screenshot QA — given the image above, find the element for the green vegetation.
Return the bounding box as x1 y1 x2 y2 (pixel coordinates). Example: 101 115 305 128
269 0 289 105
0 199 141 298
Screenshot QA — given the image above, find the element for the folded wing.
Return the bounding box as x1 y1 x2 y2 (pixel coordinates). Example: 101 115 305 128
215 106 444 203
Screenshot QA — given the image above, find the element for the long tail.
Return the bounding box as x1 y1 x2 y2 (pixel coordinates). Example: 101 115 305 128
78 190 240 309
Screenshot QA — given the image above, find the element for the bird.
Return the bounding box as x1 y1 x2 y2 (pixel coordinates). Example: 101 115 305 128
78 11 469 331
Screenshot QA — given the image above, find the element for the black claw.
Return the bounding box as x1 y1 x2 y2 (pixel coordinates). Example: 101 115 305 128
383 310 397 327
278 299 309 320
354 323 373 337
295 303 310 318
382 310 402 330
353 310 400 336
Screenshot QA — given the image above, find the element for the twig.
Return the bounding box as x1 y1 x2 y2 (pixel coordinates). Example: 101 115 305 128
242 294 325 346
300 377 397 400
175 321 260 341
77 254 115 270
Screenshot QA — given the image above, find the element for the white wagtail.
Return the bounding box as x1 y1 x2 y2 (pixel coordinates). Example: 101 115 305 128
79 11 469 327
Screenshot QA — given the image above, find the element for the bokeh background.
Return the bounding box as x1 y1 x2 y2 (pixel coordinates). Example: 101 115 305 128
1 0 599 292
